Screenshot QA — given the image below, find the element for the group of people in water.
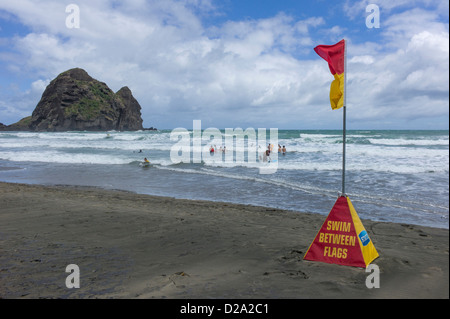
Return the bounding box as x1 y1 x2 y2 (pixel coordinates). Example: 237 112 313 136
264 143 287 155
261 144 287 162
208 143 287 163
268 144 287 155
141 143 287 165
209 145 226 153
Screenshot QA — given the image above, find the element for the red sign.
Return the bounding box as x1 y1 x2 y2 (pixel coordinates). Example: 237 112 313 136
304 196 367 268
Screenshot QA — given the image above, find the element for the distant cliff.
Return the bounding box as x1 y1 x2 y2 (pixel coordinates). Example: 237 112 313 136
1 68 145 132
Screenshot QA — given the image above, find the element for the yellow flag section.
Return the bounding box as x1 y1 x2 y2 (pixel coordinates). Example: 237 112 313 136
304 196 379 268
314 39 345 110
330 73 345 110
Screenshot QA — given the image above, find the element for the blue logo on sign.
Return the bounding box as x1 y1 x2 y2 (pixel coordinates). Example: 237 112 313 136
359 230 370 246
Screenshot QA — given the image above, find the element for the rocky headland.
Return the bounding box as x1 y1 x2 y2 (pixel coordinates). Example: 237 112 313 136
1 68 150 132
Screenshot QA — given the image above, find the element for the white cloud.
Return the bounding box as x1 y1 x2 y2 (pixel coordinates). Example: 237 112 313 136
350 55 375 64
31 78 49 92
348 28 449 123
381 8 448 48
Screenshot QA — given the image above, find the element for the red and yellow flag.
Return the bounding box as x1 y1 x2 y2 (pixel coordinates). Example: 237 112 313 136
314 39 346 110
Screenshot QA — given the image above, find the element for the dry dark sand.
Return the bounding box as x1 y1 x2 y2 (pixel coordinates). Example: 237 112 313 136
0 182 448 299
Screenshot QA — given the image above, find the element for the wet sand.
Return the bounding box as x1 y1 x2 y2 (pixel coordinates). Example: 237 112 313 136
0 182 448 299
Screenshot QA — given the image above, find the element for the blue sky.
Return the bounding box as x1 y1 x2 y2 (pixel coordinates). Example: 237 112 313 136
0 0 448 129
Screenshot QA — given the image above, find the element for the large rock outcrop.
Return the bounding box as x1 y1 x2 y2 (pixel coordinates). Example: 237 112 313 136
2 68 144 131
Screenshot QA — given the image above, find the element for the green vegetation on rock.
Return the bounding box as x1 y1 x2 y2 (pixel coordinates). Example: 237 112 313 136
64 98 102 120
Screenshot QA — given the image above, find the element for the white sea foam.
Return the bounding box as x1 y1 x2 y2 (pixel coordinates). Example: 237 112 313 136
368 138 449 146
0 150 133 165
1 130 448 173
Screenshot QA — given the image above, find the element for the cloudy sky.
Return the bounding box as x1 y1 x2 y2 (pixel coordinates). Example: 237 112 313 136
0 0 448 129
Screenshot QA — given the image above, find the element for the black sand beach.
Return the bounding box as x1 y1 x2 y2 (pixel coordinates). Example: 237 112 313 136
0 182 448 299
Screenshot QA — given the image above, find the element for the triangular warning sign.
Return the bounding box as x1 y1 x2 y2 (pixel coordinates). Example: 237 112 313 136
304 196 379 268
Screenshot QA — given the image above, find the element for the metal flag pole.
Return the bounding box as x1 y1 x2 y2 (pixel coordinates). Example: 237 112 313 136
342 39 347 196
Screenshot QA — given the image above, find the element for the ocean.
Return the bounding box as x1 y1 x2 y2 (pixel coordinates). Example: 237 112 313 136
0 129 448 229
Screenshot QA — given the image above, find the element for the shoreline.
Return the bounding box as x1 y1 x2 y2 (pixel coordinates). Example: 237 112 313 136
0 181 448 298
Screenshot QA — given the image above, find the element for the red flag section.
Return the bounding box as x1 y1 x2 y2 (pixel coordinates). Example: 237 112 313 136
314 39 345 75
314 39 346 110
